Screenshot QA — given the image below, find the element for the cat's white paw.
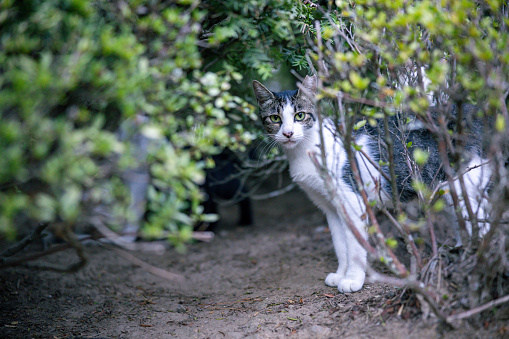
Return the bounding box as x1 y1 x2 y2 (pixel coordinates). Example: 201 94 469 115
325 272 344 287
337 277 364 293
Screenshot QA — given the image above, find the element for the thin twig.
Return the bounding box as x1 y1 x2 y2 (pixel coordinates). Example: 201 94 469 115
341 117 408 276
358 148 391 182
379 208 423 270
383 114 401 212
427 211 438 257
322 88 395 109
315 3 360 53
107 245 185 282
350 152 408 276
447 294 509 322
251 183 296 200
437 134 469 247
427 160 490 206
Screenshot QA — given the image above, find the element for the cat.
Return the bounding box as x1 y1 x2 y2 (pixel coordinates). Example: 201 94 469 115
252 75 491 293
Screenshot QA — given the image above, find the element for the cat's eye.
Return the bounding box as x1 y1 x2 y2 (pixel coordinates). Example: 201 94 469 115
269 115 281 123
295 112 306 121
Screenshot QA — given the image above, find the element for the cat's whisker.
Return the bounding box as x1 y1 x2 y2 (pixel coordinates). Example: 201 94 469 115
250 135 272 160
255 138 280 168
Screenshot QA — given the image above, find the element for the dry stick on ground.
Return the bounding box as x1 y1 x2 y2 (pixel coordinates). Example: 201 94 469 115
0 236 93 270
91 218 185 282
0 222 49 261
26 228 88 273
0 222 88 273
90 217 164 253
105 244 185 282
1 220 184 281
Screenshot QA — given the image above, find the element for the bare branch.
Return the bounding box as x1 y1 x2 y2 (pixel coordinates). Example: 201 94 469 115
447 294 509 322
379 208 423 270
251 183 296 200
0 237 91 270
0 222 49 260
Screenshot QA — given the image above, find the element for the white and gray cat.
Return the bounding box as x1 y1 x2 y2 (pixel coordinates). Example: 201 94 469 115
252 75 491 293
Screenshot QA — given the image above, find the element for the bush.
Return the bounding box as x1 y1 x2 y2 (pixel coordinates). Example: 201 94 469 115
304 0 509 321
0 0 316 248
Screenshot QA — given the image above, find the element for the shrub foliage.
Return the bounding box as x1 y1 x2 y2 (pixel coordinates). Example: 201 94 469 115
0 0 313 245
305 0 509 321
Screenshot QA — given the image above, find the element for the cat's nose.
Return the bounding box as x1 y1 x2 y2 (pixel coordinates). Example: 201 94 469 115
283 131 293 139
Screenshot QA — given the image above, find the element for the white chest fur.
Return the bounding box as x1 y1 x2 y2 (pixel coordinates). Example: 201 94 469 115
284 120 350 214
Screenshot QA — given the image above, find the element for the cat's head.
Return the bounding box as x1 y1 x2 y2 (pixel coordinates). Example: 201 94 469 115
252 75 317 150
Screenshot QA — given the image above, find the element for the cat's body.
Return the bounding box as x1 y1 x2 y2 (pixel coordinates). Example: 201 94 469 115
253 75 491 293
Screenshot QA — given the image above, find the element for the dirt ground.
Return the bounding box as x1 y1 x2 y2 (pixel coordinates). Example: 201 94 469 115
0 187 505 338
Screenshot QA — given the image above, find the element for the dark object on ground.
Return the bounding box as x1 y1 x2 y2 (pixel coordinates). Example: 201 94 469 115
200 149 253 231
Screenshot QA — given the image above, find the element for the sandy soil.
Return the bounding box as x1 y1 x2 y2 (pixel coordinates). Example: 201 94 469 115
0 188 505 338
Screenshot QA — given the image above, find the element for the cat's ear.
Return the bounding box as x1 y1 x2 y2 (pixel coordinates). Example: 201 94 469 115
298 75 317 98
252 80 275 105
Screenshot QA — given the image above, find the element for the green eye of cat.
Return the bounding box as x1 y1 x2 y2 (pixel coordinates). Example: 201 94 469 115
269 115 281 123
295 112 306 121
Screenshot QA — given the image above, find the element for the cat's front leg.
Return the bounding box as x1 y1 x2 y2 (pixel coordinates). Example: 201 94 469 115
325 201 367 293
324 212 348 287
337 221 367 293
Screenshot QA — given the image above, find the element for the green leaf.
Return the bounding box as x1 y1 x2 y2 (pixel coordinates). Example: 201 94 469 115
385 238 398 249
352 143 363 151
349 71 370 90
413 148 429 166
495 114 505 132
354 120 367 130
